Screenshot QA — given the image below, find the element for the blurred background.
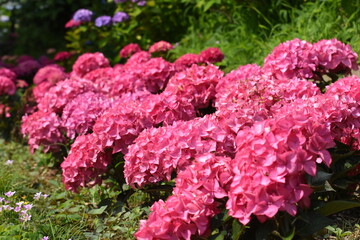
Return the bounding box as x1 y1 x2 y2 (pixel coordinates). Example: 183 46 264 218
0 0 359 71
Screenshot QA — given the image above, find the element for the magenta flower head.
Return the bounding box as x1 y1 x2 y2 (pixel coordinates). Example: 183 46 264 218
95 15 112 27
112 11 130 24
73 9 93 22
137 0 146 6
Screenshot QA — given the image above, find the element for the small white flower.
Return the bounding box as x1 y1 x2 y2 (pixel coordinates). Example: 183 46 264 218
34 192 42 200
5 160 13 165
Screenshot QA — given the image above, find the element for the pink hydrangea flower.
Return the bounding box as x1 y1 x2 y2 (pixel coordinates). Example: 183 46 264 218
148 41 173 53
135 153 232 239
164 63 224 109
37 78 97 113
135 57 176 93
199 47 224 63
65 19 81 28
125 115 234 188
33 65 67 85
94 93 196 154
0 76 16 95
227 101 335 224
62 91 112 139
0 68 17 81
32 81 55 103
323 76 360 149
72 52 110 78
215 64 320 136
125 51 151 66
61 134 112 192
16 80 28 88
119 43 142 58
174 53 202 71
263 38 315 80
21 111 65 153
54 51 73 62
313 39 358 74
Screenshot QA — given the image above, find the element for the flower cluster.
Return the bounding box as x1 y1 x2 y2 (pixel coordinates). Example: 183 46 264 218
227 102 334 225
61 52 227 191
119 43 142 58
13 38 358 240
21 111 65 153
37 78 97 113
174 53 202 71
199 47 224 63
53 51 73 62
0 191 33 223
33 65 67 85
130 39 360 239
61 92 112 139
164 63 224 108
0 76 16 95
95 16 112 27
72 52 110 78
73 9 93 22
148 41 174 53
61 134 112 192
263 38 358 81
135 153 232 239
124 115 233 188
69 8 132 28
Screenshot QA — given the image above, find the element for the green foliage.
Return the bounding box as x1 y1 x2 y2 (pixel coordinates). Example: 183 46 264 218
65 0 195 64
172 0 360 72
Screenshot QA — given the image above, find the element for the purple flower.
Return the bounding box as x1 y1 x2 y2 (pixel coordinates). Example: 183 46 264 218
112 11 130 24
95 15 112 27
4 159 13 165
34 192 42 200
73 9 93 22
4 191 15 197
114 0 127 3
137 0 146 6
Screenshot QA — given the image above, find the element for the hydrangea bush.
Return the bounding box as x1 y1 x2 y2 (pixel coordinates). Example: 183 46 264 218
19 38 360 239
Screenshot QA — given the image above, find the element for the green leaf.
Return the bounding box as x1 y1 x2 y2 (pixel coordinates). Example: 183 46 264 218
52 191 66 200
317 200 360 216
88 205 107 215
232 219 245 239
214 231 227 240
295 211 334 237
309 170 333 186
281 227 295 240
67 205 82 213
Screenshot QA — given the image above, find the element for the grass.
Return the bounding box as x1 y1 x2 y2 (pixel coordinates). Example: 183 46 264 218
171 0 360 73
0 140 150 240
